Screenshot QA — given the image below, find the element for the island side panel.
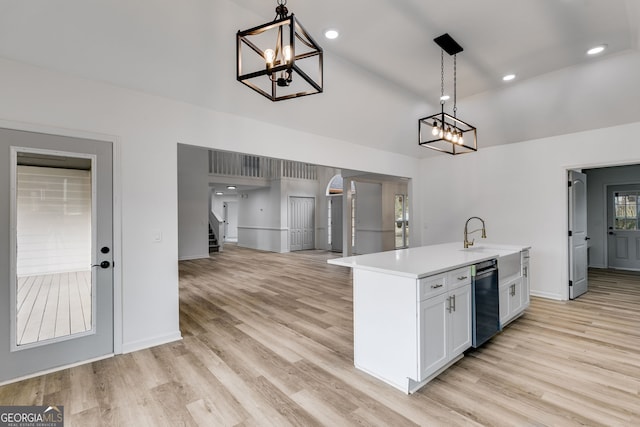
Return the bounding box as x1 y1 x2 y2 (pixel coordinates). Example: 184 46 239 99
353 268 418 392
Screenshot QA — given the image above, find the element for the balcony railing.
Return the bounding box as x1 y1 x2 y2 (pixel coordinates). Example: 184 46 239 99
209 151 317 181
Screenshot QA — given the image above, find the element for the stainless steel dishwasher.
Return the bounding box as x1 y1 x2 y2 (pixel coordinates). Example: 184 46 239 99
471 259 501 348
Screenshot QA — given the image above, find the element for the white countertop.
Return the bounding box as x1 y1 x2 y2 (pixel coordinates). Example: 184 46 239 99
327 242 530 279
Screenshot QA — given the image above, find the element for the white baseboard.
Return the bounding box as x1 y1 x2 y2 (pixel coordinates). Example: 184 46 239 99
178 253 210 261
0 353 114 387
530 290 564 301
121 331 183 354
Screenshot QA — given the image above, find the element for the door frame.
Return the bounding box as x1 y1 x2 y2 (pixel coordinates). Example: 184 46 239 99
564 160 640 301
604 182 640 270
0 119 122 358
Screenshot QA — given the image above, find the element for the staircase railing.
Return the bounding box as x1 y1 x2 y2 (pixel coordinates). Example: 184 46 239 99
209 210 224 252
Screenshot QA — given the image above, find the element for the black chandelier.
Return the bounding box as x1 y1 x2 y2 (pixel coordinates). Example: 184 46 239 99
419 34 477 155
236 0 323 102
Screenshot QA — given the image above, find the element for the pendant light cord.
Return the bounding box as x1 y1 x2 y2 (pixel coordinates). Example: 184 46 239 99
453 54 457 118
440 49 445 105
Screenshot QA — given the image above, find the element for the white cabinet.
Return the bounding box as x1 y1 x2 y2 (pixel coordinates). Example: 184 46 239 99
418 292 448 377
336 242 531 394
417 269 471 383
499 276 523 326
499 249 530 327
450 283 472 356
352 265 472 394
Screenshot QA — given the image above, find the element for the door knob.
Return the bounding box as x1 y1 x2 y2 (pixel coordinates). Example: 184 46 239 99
101 246 110 254
92 261 111 269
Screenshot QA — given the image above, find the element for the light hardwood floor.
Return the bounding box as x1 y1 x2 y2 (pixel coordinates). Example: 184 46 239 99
1 246 639 426
17 271 92 345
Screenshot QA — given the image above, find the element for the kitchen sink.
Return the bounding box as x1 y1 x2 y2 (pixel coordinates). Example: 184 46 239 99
459 246 522 281
497 252 521 281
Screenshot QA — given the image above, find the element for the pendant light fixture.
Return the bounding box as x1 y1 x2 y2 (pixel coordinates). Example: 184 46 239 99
419 34 477 155
237 0 323 102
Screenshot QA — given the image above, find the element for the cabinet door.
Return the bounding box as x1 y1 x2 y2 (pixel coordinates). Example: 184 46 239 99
499 284 510 326
418 293 448 380
511 278 524 315
449 284 472 357
522 259 530 307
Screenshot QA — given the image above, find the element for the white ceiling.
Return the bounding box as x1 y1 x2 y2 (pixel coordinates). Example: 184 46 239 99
1 0 639 158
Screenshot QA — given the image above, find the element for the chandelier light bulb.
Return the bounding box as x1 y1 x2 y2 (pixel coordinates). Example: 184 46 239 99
264 49 276 68
459 134 464 145
452 132 459 143
439 128 444 138
283 45 293 64
445 127 453 140
431 121 439 136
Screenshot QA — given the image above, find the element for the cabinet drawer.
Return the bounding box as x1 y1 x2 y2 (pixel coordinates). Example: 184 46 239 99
447 266 471 289
419 274 447 300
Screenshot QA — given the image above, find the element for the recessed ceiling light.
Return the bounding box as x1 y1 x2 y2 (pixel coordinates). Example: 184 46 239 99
440 95 450 101
324 29 339 40
502 74 516 82
215 192 223 195
587 45 606 56
227 185 237 190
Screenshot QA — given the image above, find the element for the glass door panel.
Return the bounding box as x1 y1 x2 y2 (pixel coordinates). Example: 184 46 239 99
395 194 409 249
15 155 94 347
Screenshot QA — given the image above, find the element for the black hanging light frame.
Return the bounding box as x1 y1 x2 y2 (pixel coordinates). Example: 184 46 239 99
236 0 323 102
419 33 477 155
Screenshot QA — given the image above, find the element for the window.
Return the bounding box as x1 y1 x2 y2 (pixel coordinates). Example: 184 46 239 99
614 191 640 230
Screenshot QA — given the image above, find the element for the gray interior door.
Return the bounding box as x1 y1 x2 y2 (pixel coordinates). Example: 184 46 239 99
569 170 588 299
607 184 640 270
330 196 343 252
0 128 113 383
289 197 315 251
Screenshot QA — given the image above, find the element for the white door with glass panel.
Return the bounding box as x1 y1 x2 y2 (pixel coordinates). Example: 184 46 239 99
0 128 113 383
607 185 640 270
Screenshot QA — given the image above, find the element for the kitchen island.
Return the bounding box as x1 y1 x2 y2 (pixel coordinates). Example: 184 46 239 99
328 242 530 393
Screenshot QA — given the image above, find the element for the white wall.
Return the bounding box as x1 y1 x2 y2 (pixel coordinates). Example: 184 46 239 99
0 57 420 362
585 164 640 268
177 144 209 260
237 186 283 252
211 192 238 221
238 176 321 253
354 182 383 254
420 121 640 300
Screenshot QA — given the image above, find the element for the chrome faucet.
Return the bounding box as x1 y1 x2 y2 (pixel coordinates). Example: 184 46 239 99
464 217 487 248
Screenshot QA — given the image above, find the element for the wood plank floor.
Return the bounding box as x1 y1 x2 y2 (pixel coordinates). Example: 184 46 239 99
17 271 92 345
1 246 639 426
